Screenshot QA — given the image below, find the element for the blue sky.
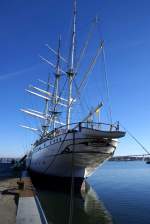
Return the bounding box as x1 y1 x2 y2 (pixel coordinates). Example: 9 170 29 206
0 0 150 157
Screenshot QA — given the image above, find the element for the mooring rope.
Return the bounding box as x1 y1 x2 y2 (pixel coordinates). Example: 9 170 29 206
68 130 75 224
42 131 69 175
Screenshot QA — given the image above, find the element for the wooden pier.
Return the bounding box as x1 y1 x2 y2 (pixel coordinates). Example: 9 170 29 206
0 163 48 224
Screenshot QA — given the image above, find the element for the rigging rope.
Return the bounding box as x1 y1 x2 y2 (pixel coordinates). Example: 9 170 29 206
102 46 113 124
73 79 90 111
75 17 99 72
78 41 103 93
69 41 104 112
120 123 150 155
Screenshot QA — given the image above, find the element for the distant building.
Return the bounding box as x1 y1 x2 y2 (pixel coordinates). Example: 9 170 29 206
0 157 20 163
109 156 144 161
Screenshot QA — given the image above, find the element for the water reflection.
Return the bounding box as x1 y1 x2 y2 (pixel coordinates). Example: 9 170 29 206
34 179 113 224
81 182 113 224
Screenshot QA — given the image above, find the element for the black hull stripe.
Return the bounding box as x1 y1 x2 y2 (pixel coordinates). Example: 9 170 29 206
44 151 114 158
33 137 116 153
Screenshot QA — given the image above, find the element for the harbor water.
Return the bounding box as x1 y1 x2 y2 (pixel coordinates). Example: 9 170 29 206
35 161 150 224
1 161 150 224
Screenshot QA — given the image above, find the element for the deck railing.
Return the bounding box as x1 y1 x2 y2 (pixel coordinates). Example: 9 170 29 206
33 121 120 146
50 121 120 137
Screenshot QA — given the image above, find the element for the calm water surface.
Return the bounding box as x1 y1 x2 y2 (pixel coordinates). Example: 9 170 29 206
36 161 150 224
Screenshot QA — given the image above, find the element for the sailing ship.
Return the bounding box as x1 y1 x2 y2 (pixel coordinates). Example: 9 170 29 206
21 0 125 180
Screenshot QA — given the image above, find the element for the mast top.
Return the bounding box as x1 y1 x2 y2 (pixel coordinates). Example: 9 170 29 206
68 0 77 74
55 35 61 77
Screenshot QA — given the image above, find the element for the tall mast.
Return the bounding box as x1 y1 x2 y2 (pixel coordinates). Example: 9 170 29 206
52 36 61 131
42 75 50 136
66 0 77 129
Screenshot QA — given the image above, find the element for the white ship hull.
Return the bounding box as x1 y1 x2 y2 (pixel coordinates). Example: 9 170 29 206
26 127 123 179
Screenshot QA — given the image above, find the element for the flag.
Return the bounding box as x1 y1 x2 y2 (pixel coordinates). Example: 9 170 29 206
95 108 100 116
